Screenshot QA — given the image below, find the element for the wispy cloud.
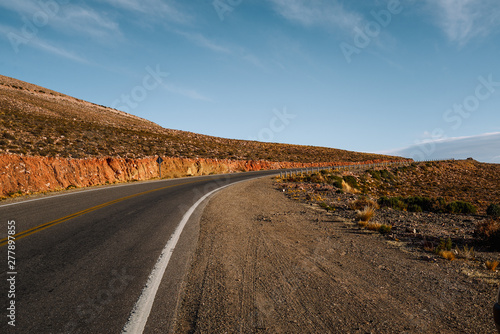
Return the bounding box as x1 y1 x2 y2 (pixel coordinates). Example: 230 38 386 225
0 22 88 62
428 0 500 46
174 30 231 54
384 132 500 163
161 83 211 102
268 0 364 33
99 0 191 23
0 0 121 42
58 5 121 40
30 38 89 63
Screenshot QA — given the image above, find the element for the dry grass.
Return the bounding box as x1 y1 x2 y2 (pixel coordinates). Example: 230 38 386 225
358 221 369 228
456 245 475 260
366 222 382 231
438 250 456 261
356 206 375 222
0 75 403 162
349 197 379 211
342 180 359 194
422 240 435 253
486 260 499 271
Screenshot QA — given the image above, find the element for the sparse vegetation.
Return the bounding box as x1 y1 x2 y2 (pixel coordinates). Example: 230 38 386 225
456 245 475 260
378 196 476 215
485 260 499 271
446 201 477 215
319 202 335 212
356 206 376 222
487 204 500 218
0 75 402 162
438 250 456 261
475 219 500 250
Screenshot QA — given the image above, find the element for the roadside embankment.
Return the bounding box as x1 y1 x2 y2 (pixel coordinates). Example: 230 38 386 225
0 153 409 197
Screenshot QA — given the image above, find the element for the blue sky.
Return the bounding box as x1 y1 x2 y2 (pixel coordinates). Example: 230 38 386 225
1 0 499 162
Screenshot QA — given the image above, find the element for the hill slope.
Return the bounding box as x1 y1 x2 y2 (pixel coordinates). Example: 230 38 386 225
0 75 400 162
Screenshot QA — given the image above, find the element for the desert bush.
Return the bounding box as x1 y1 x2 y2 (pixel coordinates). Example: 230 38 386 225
475 219 500 250
406 196 437 212
436 237 453 252
380 169 395 181
343 175 358 189
487 204 500 218
379 224 392 234
445 201 477 215
456 245 475 260
368 169 381 181
329 176 343 189
349 197 379 211
486 260 499 271
378 196 407 211
319 202 334 212
438 250 455 261
408 204 423 212
366 222 382 231
310 173 325 183
356 206 375 222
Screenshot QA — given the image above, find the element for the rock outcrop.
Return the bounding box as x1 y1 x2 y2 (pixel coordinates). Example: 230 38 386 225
0 153 409 197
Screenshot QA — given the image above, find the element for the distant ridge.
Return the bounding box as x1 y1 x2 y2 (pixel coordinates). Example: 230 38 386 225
0 74 402 163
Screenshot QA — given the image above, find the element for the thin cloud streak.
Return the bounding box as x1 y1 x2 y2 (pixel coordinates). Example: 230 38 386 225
269 0 364 33
429 0 500 46
99 0 191 23
0 0 122 42
175 30 231 54
161 83 212 102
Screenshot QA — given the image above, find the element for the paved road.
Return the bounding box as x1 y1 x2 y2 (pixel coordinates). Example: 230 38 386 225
0 170 280 333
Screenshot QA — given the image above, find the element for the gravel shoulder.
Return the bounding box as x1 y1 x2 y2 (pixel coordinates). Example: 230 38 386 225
174 177 497 333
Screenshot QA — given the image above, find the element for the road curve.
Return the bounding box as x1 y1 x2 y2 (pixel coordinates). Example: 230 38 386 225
1 170 280 333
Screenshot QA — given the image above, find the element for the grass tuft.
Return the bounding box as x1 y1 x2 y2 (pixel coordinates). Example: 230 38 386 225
486 260 499 271
356 206 375 222
438 250 456 261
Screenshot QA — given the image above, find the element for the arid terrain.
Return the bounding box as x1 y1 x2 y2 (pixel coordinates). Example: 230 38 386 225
274 159 500 288
174 177 498 333
0 75 398 163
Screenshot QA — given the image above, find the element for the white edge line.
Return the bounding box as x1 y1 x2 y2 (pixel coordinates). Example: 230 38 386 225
120 179 246 334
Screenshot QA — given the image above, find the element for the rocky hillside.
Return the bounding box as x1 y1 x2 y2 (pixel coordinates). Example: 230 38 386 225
0 75 400 162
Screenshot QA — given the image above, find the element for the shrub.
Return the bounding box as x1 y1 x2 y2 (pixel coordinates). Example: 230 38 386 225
380 169 395 181
330 176 343 189
343 175 358 189
436 238 453 252
310 173 325 183
319 202 334 212
356 206 375 222
408 204 422 212
486 204 500 218
475 219 500 250
350 197 379 211
366 222 382 231
406 196 436 212
378 196 407 211
486 260 499 271
457 245 475 260
439 250 455 261
368 170 381 181
379 224 392 234
446 201 477 215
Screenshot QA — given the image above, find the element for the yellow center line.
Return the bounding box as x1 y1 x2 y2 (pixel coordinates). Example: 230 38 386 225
0 180 203 247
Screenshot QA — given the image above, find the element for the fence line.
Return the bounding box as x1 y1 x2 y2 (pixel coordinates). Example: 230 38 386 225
278 158 456 178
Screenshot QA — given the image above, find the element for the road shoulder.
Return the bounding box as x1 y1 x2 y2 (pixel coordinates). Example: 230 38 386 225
174 177 495 333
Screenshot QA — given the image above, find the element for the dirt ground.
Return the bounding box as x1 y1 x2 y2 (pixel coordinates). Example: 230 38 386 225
174 177 498 333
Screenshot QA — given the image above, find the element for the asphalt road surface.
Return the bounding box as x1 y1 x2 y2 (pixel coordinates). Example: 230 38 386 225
0 170 281 333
